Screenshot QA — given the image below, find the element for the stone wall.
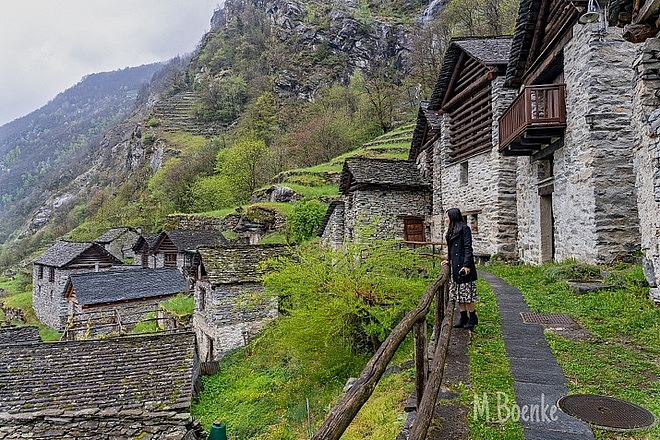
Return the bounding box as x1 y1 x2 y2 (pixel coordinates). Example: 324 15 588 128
517 23 639 264
67 296 175 338
33 266 116 330
344 188 431 242
194 281 277 361
632 37 660 303
435 77 518 258
320 203 345 248
0 410 202 439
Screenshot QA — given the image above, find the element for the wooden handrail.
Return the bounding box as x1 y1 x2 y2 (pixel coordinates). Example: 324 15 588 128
498 84 566 151
311 265 450 440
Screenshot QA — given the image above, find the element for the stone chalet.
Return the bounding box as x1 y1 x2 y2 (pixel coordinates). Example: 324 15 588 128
318 157 431 248
32 241 123 330
410 36 518 260
148 230 228 272
193 244 289 362
411 1 642 266
94 226 141 262
64 267 187 338
0 332 203 439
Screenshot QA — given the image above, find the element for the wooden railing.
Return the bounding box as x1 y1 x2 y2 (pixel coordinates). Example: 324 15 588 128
498 84 566 151
311 265 452 440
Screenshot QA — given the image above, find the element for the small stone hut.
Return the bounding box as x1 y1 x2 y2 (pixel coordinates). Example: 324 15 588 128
94 227 141 262
64 267 187 337
193 244 289 362
0 332 203 439
319 157 431 247
32 241 123 330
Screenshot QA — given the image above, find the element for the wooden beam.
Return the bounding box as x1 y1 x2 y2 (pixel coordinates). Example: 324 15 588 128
442 71 495 112
441 52 465 109
635 0 660 23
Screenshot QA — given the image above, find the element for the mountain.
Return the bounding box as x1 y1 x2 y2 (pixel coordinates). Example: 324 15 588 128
0 0 494 269
0 64 163 252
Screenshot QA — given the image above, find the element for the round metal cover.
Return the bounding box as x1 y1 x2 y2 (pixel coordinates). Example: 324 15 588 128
558 394 657 431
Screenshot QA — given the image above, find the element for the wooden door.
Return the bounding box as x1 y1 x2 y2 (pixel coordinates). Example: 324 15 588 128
404 218 425 242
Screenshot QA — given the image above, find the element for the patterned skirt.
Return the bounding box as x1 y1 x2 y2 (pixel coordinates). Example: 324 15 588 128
449 277 479 303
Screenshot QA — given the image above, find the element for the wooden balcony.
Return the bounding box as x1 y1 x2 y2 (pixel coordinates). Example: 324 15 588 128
498 84 566 155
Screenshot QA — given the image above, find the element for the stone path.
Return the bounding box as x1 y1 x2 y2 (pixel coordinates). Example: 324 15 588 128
480 271 594 440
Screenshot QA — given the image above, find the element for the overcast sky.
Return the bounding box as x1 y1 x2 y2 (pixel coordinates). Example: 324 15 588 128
0 1 222 126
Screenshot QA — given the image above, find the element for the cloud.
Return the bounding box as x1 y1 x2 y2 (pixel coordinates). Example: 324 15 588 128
0 0 222 125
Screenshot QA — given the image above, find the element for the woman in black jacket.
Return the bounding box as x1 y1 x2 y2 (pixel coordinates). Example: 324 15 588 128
442 207 479 329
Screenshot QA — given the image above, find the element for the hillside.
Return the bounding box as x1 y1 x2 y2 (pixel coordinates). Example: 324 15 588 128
0 0 517 269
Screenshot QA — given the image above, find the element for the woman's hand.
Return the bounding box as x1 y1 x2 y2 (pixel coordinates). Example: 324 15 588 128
441 259 448 266
460 266 470 275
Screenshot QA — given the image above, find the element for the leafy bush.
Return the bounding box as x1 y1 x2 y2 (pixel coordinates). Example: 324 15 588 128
285 199 327 244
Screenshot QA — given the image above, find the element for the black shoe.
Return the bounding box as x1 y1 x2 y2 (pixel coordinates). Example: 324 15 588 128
454 311 469 328
463 311 478 330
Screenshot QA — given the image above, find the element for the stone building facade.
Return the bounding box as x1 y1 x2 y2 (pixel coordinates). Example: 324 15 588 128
515 23 639 264
32 241 122 330
319 158 432 246
193 244 289 361
632 37 660 303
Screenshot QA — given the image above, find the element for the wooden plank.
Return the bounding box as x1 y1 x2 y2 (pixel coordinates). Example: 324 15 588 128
441 52 465 109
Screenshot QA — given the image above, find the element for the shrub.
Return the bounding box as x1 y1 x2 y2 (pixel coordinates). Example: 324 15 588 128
285 199 327 244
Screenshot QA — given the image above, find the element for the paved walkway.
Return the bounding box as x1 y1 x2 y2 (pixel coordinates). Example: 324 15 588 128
480 271 594 440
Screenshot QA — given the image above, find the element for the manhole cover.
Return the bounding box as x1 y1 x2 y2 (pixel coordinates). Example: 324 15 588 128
520 312 575 325
558 394 657 431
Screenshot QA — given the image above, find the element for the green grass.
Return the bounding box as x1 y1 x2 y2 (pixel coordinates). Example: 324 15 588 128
161 131 211 152
160 293 194 317
463 279 524 439
486 261 660 440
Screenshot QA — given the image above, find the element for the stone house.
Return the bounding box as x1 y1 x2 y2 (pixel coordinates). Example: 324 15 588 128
193 244 289 362
32 241 123 330
319 157 431 247
619 0 660 302
63 267 187 338
133 232 160 268
94 226 141 262
0 332 204 439
410 36 518 260
150 229 228 272
499 0 640 264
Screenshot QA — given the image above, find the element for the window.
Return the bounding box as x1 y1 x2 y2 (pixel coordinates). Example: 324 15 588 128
38 265 43 280
460 161 469 186
165 253 177 267
462 211 480 234
48 267 55 283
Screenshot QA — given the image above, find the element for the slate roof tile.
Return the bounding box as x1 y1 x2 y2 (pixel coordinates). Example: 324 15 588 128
0 326 41 345
199 245 290 285
33 241 122 268
94 227 137 244
67 268 187 305
156 230 228 252
338 158 429 193
0 332 196 414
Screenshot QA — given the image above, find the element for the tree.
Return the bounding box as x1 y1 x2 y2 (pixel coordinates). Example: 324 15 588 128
215 137 269 204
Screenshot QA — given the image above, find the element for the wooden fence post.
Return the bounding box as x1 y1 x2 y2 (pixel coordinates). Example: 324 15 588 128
413 319 428 407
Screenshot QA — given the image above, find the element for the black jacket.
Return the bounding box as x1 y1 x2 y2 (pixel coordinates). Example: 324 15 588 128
447 224 478 284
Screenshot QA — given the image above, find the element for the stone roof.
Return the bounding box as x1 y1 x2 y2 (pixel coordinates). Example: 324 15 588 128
33 241 122 268
0 326 41 345
409 101 443 161
67 268 187 306
132 233 160 252
0 332 196 414
199 244 290 285
428 36 512 111
155 230 228 252
94 227 137 244
338 158 429 194
317 200 345 237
